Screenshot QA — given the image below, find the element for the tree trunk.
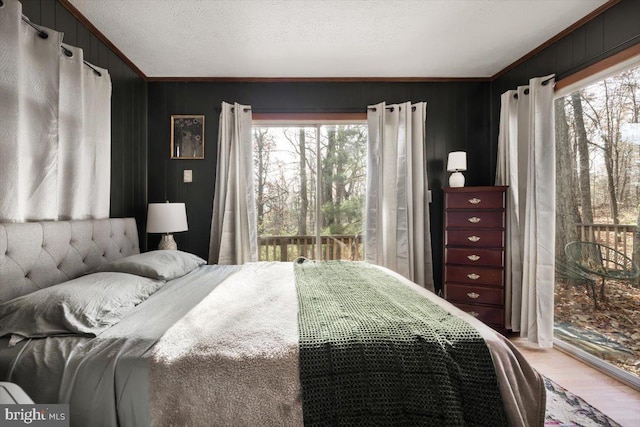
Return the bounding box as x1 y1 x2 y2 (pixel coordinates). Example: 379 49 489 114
298 129 308 235
555 99 580 261
254 130 266 228
322 127 336 230
334 128 346 227
601 81 620 224
571 92 594 224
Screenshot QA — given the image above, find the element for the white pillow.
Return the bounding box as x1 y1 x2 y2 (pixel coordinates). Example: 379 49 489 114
0 272 164 340
97 250 206 280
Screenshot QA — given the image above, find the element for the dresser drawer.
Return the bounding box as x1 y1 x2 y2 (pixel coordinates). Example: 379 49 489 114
445 283 503 305
445 191 505 210
445 210 504 229
445 248 504 267
444 265 503 286
452 303 504 325
445 229 504 248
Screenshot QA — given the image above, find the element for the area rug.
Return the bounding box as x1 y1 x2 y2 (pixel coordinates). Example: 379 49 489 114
544 377 623 427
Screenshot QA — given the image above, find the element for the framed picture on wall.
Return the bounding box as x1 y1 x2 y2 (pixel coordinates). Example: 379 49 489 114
171 115 205 159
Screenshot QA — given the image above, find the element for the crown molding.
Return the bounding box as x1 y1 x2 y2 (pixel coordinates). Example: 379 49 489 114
57 0 148 80
491 0 621 80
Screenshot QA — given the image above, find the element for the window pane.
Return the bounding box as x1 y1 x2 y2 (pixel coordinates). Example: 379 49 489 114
253 123 366 262
253 127 317 260
318 124 367 260
554 64 640 381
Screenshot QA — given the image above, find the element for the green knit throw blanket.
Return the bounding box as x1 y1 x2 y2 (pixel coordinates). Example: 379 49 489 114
294 260 507 426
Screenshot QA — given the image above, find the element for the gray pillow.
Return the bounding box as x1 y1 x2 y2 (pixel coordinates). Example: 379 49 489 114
0 272 164 339
97 250 206 280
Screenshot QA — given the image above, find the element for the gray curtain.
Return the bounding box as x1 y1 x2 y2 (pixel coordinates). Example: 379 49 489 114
208 102 257 264
366 101 434 291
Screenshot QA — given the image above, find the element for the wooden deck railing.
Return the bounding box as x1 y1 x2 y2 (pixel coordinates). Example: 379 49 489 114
575 223 638 259
258 235 363 262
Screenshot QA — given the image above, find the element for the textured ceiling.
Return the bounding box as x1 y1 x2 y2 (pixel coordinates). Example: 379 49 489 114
68 0 608 78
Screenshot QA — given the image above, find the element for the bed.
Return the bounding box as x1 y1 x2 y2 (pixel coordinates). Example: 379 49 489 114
0 218 545 426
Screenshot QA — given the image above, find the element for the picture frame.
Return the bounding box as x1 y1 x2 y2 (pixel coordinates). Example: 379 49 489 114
171 115 205 159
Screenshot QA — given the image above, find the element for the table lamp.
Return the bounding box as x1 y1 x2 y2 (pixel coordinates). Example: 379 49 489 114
447 151 467 187
146 202 188 250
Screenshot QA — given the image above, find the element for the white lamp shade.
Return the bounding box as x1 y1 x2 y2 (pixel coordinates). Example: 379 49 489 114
447 151 467 172
146 203 188 233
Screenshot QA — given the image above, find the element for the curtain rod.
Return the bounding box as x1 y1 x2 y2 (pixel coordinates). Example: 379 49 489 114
513 76 554 99
367 105 417 112
19 15 103 77
229 107 252 112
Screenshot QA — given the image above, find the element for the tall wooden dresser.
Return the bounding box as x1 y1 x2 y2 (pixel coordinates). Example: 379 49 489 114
443 186 507 331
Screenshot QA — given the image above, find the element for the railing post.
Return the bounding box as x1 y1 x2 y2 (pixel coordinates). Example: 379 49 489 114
280 240 288 262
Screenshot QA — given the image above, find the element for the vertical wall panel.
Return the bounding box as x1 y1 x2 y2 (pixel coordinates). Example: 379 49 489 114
75 21 90 57
40 0 55 29
603 0 640 50
555 36 573 75
571 26 587 67
20 0 40 22
109 53 124 218
88 33 100 64
54 3 76 45
584 16 605 61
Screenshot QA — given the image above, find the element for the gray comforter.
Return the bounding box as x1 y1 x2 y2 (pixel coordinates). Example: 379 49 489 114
0 263 545 427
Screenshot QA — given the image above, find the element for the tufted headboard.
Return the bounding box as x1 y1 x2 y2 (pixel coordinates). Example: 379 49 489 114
0 218 139 303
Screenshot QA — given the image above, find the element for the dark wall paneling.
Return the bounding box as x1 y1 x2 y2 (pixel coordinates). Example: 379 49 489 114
148 81 491 291
75 18 90 57
109 53 124 218
489 0 640 179
54 2 76 45
89 33 100 65
19 0 148 250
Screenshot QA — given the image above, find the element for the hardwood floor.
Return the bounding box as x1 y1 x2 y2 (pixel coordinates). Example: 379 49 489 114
510 337 640 427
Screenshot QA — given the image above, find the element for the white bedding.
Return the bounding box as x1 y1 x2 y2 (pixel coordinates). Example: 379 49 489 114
150 262 544 427
1 262 545 426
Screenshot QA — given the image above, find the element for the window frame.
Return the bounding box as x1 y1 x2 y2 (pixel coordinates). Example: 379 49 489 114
554 44 640 99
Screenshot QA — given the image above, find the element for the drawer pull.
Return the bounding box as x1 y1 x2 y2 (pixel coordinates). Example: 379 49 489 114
468 198 481 205
467 273 480 280
467 292 480 299
467 254 480 261
468 216 481 223
467 235 480 242
468 311 480 318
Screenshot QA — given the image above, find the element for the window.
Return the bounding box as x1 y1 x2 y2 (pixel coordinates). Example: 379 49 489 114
252 122 367 261
554 61 640 384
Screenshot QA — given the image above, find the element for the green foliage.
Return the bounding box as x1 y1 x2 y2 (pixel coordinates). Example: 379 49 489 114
321 195 365 235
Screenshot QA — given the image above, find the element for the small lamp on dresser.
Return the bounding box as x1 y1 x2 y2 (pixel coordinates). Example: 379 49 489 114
447 151 467 188
146 201 188 250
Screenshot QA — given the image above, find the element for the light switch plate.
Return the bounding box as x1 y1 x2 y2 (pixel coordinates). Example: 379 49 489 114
183 170 192 183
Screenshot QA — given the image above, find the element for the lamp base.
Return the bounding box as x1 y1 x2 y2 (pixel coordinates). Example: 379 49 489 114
449 171 465 188
158 234 178 250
